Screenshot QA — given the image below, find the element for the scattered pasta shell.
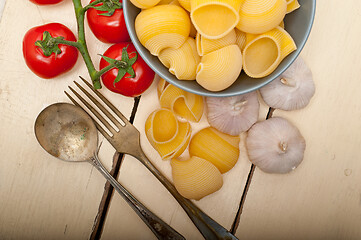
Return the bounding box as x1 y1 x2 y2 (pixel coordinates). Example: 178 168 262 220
171 156 223 200
196 44 242 91
135 5 190 56
158 79 204 122
286 0 300 14
145 109 191 160
243 27 297 78
130 0 161 9
196 29 236 56
189 127 240 173
236 0 287 34
190 0 242 39
159 37 201 80
235 29 247 52
178 0 191 11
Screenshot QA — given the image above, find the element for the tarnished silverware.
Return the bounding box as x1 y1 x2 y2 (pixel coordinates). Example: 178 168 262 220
65 76 238 240
34 103 185 240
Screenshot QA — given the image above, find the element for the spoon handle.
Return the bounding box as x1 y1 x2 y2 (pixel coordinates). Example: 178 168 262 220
90 153 185 240
133 149 238 240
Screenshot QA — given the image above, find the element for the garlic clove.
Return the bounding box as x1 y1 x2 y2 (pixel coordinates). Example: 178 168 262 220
259 56 315 111
206 91 259 136
246 117 306 174
171 156 223 200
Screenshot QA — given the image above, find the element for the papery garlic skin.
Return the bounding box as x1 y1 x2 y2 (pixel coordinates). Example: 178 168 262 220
260 57 315 110
206 91 259 136
171 156 223 200
246 117 305 174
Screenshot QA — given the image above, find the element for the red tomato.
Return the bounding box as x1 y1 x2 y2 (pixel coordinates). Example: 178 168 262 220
23 23 78 79
29 0 64 5
86 0 130 43
100 43 155 97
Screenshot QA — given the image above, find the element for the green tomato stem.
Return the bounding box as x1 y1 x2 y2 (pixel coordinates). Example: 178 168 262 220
71 0 103 89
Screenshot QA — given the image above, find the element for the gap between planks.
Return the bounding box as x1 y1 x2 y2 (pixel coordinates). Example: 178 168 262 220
89 96 141 240
231 107 275 234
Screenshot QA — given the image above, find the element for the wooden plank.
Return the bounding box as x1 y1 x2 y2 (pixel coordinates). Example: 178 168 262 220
0 0 134 239
100 76 270 239
236 1 361 239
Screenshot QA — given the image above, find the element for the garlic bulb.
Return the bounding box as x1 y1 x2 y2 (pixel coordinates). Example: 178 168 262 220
171 156 223 200
260 56 315 110
206 91 259 136
246 117 305 174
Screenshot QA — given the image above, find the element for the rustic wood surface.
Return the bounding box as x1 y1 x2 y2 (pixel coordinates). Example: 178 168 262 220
1 0 361 239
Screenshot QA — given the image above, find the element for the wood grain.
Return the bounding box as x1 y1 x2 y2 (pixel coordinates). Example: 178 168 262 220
0 1 135 239
236 1 361 239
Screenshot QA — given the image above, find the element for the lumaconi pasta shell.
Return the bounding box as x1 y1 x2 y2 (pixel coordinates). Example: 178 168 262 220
135 5 191 56
243 27 297 78
158 38 201 80
158 79 204 122
286 0 300 14
190 0 242 39
196 29 236 56
196 44 242 91
145 109 191 160
171 156 223 200
236 0 287 34
178 0 191 11
189 127 240 173
130 0 161 9
235 28 247 52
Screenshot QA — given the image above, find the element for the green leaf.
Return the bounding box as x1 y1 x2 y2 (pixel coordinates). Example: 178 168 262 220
99 54 116 64
34 31 64 57
113 68 127 86
92 0 122 17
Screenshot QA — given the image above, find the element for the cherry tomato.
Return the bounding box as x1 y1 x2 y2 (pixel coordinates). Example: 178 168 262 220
29 0 64 5
23 23 78 79
100 42 155 97
86 0 130 44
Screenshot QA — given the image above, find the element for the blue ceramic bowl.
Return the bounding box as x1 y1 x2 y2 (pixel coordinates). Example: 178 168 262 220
123 0 316 97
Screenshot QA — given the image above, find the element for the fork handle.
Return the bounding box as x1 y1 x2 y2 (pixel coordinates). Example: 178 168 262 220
133 149 238 240
90 153 185 240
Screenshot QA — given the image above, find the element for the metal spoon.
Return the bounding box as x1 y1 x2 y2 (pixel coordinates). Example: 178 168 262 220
34 103 184 240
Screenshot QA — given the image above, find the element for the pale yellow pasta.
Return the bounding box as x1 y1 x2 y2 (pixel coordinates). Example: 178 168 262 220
190 0 242 39
145 109 191 160
158 37 200 80
196 45 242 91
196 29 236 56
236 0 287 34
171 156 223 200
243 26 297 78
189 127 240 173
286 0 300 13
235 28 247 52
130 0 161 9
135 5 190 56
178 0 191 11
157 78 204 122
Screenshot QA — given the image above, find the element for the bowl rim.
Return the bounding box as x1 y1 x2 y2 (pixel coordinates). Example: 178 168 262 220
123 0 316 97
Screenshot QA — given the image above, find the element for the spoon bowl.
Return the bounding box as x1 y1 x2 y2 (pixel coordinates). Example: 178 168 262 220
35 103 98 162
34 103 185 240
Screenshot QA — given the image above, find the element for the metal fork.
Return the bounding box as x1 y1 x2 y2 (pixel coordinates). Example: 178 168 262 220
66 76 238 240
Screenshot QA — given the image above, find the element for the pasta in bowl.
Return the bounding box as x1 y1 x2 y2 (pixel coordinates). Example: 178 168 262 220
123 0 316 97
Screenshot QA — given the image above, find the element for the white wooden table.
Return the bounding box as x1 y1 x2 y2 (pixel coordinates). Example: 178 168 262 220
1 1 361 239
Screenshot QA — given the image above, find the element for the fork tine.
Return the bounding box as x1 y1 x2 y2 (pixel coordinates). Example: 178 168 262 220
80 76 130 125
64 90 112 139
73 81 124 129
67 86 117 135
